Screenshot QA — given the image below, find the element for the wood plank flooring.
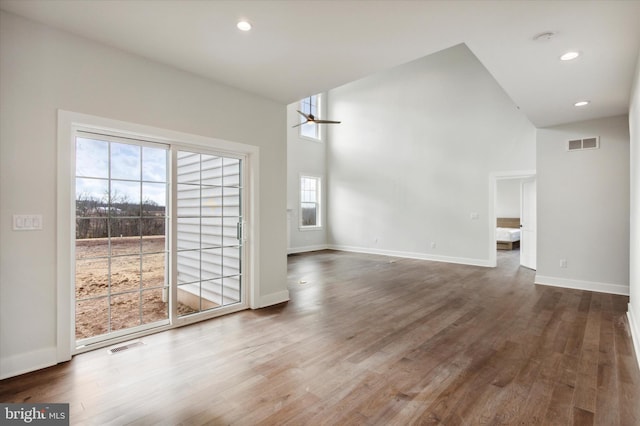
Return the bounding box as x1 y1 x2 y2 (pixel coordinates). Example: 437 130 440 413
1 249 639 425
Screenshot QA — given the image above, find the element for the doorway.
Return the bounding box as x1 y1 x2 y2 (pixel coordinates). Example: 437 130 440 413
489 171 536 269
72 130 248 351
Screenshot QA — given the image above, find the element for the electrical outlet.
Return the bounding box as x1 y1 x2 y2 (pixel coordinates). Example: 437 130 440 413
431 242 437 249
560 259 567 268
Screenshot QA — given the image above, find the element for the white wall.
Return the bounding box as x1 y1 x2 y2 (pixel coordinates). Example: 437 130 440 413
496 180 521 218
628 49 640 366
286 96 328 253
326 44 536 265
536 115 630 295
0 11 288 378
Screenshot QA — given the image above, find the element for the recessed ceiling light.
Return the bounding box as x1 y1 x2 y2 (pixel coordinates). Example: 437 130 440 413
237 20 252 31
560 51 580 61
574 100 590 107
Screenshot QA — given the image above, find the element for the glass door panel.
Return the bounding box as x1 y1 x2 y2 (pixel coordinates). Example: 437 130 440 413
176 150 242 316
75 134 169 345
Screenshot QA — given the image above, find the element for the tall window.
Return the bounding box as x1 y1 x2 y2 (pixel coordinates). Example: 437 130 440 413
300 175 321 228
300 94 321 140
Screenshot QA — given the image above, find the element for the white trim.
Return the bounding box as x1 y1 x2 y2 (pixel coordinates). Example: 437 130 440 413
328 245 492 267
256 290 290 308
628 304 640 371
288 244 329 254
0 347 57 380
534 275 629 296
298 134 325 144
57 112 74 364
57 110 260 361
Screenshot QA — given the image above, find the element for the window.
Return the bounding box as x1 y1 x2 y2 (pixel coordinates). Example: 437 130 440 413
300 175 321 228
75 134 170 343
299 94 321 140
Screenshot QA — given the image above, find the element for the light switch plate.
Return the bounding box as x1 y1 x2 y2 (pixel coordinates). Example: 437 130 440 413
13 214 43 231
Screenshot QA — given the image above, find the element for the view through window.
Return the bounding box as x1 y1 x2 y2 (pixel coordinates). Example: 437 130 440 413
300 175 321 228
75 135 169 342
74 132 245 346
300 94 321 140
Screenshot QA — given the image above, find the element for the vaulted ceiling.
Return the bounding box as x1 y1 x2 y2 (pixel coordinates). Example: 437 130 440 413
1 0 639 127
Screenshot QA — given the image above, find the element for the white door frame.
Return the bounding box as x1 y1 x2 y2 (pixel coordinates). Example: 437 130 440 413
57 110 260 361
488 170 536 268
520 178 537 270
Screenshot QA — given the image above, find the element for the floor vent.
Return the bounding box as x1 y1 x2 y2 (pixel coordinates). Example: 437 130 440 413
107 341 145 354
567 136 599 151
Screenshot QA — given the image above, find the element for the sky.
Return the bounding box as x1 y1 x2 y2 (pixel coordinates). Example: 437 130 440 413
75 137 168 206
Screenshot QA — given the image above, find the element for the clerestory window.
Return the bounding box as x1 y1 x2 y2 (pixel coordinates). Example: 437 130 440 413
299 94 321 140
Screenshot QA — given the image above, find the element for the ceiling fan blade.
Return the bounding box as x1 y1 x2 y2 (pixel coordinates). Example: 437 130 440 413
296 110 310 119
291 121 308 128
314 120 341 124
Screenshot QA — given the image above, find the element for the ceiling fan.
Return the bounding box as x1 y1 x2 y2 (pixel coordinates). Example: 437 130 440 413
292 110 341 128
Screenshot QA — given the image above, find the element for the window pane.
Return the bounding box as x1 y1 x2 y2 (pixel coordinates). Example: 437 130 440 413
76 178 109 216
177 152 201 183
110 255 141 293
111 143 141 180
141 218 166 241
142 146 167 182
76 138 109 178
300 123 319 139
142 182 166 215
142 288 168 324
111 180 141 216
302 203 317 226
142 252 165 288
76 297 109 339
109 218 141 242
75 257 109 298
110 292 141 331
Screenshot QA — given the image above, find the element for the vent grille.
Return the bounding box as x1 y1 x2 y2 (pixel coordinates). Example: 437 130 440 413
567 136 599 151
107 341 145 354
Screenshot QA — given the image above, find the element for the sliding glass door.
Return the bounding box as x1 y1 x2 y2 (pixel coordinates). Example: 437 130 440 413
74 132 245 349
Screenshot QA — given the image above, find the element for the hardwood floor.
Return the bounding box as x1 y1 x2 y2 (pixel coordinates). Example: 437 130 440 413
1 249 639 425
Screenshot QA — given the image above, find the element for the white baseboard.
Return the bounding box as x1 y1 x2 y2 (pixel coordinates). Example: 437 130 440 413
0 347 58 380
534 275 630 296
628 304 640 371
328 244 492 267
256 290 290 309
287 244 329 255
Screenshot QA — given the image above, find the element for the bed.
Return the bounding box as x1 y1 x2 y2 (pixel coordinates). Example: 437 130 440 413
496 217 521 250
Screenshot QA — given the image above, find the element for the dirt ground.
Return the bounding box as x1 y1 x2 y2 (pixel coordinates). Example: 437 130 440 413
75 236 196 339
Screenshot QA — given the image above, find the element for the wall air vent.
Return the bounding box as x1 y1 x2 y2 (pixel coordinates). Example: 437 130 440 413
567 136 599 151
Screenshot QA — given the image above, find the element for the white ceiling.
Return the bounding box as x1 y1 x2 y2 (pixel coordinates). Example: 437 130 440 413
1 0 639 127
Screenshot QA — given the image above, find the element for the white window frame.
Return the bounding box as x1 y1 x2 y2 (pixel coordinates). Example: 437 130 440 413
57 110 260 360
298 94 322 142
299 174 322 230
